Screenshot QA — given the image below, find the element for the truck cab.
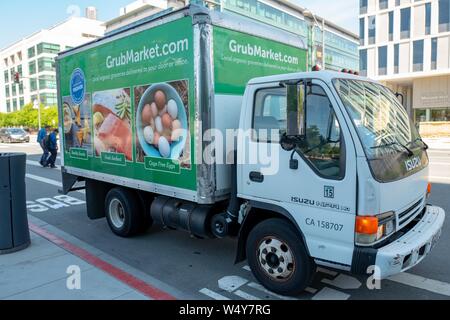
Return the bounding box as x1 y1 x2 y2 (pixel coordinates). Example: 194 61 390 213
235 70 445 295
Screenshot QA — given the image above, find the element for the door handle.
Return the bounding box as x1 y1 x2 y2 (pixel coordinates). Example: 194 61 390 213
249 171 264 183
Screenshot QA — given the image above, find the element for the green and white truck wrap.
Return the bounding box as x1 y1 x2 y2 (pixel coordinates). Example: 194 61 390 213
57 5 444 297
58 10 306 201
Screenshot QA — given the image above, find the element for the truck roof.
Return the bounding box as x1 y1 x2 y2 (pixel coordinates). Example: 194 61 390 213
248 70 374 85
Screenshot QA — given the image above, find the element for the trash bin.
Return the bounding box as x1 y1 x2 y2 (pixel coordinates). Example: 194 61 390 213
0 153 30 254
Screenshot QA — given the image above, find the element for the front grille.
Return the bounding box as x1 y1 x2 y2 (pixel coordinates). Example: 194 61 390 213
398 198 425 228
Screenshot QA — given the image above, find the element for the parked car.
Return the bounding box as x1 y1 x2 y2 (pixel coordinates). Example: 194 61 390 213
0 128 30 143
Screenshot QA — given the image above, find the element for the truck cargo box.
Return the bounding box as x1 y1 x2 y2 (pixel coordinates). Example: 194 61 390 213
57 5 307 204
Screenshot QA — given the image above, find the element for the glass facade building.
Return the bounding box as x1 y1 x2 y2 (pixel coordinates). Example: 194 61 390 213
220 0 359 71
359 0 450 135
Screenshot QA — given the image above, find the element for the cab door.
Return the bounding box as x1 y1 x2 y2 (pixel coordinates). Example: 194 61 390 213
239 79 357 266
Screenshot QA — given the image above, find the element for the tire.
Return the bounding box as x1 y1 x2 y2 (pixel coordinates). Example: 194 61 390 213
246 218 315 296
105 188 145 238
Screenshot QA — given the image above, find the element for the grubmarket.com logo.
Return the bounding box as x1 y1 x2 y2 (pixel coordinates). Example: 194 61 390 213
229 39 299 65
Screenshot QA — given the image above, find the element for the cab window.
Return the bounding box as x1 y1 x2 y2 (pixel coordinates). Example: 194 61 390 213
253 84 345 179
301 84 344 179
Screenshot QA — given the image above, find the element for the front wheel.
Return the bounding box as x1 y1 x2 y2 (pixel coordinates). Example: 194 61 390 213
246 218 315 296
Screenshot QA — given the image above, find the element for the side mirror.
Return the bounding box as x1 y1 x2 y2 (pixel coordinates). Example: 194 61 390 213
286 82 306 138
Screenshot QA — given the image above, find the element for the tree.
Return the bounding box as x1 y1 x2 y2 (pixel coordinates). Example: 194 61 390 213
0 103 59 130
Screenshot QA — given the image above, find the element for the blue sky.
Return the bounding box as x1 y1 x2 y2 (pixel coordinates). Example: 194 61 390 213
0 0 358 49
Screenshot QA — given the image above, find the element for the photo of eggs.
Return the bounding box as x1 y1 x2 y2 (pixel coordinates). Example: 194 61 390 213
134 80 191 169
63 94 93 156
92 88 133 161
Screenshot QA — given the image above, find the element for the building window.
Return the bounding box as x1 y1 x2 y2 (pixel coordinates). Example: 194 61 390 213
431 38 438 70
360 49 367 76
12 84 17 97
360 18 365 45
413 40 424 72
368 16 376 44
360 0 368 14
28 46 36 58
37 57 55 72
415 108 450 122
39 75 57 90
394 44 399 74
36 43 61 55
439 0 450 32
426 3 432 35
379 0 388 10
29 61 37 75
5 85 10 98
19 81 24 95
40 93 58 106
30 78 38 92
17 65 23 76
10 68 15 79
4 70 9 83
4 58 8 67
19 98 24 109
389 11 394 41
378 46 388 75
6 101 11 113
12 99 17 112
401 7 411 39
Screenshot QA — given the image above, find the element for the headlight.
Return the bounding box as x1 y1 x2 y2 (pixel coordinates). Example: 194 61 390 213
356 211 396 245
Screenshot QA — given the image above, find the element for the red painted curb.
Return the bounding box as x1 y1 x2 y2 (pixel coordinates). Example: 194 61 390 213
29 223 177 300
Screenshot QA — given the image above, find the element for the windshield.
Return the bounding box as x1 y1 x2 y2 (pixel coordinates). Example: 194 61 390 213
8 129 26 135
333 78 428 182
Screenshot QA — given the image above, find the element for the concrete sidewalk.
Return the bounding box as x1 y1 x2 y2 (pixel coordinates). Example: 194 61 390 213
0 215 184 300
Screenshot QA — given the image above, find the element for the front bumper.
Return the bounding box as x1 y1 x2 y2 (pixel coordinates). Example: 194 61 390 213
352 205 445 278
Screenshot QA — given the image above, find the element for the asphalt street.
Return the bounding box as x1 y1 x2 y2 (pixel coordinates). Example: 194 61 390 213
1 140 450 300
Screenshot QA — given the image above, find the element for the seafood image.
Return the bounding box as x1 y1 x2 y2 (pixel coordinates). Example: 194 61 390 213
92 88 133 161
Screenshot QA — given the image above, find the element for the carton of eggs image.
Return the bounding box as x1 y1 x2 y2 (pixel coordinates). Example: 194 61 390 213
140 89 185 158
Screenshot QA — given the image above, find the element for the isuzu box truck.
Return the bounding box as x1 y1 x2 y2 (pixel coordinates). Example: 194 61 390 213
57 5 445 296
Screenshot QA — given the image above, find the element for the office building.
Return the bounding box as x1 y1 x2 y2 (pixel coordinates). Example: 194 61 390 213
360 0 450 135
0 13 105 113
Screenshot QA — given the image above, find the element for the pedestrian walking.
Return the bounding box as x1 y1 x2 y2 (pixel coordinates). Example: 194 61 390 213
45 129 59 169
37 126 50 167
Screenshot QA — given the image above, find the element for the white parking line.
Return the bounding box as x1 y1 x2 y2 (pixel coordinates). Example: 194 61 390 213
26 173 62 188
199 288 230 300
234 290 261 300
317 267 338 277
388 273 450 297
247 282 299 300
312 287 350 300
25 173 85 194
321 274 362 290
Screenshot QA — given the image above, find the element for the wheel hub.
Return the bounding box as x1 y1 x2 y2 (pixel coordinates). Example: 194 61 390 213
109 199 125 229
258 237 295 281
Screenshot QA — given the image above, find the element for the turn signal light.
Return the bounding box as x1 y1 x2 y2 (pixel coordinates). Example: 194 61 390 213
355 216 379 235
427 183 432 197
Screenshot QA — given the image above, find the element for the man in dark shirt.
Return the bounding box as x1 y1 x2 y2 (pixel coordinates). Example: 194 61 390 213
37 126 50 167
45 129 59 169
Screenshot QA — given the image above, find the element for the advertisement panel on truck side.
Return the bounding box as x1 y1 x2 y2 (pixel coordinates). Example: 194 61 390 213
59 17 198 191
58 16 307 194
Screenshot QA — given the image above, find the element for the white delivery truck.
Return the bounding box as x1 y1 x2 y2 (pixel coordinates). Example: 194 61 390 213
57 5 445 296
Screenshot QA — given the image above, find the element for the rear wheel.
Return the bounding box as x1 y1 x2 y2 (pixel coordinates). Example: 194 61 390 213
105 188 145 237
246 218 315 296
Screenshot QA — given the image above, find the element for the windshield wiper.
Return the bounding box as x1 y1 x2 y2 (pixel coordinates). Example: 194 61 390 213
406 137 429 150
371 141 414 157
